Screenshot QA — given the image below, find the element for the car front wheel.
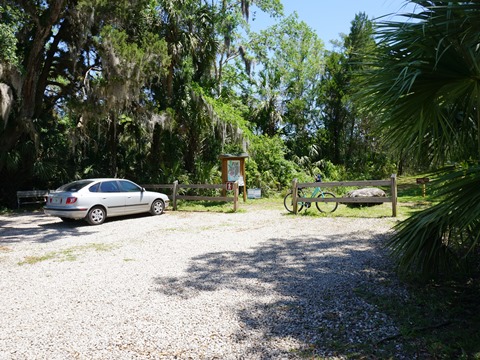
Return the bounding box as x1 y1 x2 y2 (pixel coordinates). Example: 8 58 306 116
86 206 106 225
150 199 165 215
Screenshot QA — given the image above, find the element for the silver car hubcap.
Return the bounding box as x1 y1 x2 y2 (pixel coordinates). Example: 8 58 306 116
91 209 104 223
153 201 163 214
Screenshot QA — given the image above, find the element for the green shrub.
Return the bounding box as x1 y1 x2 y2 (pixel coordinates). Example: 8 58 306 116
246 135 301 195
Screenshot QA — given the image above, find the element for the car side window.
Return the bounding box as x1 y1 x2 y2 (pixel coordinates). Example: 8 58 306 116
119 180 141 192
89 183 100 192
99 181 120 193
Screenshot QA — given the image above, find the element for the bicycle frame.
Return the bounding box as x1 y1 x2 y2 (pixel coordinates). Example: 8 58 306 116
284 176 338 214
299 186 322 207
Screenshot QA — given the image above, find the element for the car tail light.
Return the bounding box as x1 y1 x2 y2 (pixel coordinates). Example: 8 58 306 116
66 197 77 204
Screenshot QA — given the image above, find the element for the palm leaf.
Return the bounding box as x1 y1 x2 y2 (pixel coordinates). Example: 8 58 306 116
389 164 480 278
361 1 480 165
361 1 480 278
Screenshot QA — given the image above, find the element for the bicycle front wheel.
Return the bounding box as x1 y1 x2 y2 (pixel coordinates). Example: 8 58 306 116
315 192 338 213
284 191 304 213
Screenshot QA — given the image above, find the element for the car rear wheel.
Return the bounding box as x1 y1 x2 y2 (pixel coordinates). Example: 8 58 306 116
86 206 106 225
150 199 165 215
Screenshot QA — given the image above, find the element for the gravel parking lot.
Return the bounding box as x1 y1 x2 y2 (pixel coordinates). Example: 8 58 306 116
0 208 407 359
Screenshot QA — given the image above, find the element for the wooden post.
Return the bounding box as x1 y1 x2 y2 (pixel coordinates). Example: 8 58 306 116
241 160 247 202
172 180 178 211
292 178 298 214
416 178 430 198
391 174 397 217
233 181 239 212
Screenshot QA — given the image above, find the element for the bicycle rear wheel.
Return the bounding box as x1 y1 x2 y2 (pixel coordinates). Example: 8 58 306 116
315 192 338 213
284 190 305 213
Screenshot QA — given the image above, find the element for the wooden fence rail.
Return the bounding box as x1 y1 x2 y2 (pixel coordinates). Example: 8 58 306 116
292 174 398 217
142 181 239 212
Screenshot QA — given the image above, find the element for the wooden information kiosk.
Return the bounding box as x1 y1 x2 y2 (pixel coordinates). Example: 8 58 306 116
220 154 248 202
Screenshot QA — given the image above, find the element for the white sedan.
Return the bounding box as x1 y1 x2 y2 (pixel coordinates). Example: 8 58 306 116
44 178 169 225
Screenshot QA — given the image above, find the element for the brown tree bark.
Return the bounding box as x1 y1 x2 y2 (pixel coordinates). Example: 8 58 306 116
0 0 67 172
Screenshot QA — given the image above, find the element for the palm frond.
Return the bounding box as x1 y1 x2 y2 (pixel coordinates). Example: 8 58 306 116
361 1 480 165
389 164 480 278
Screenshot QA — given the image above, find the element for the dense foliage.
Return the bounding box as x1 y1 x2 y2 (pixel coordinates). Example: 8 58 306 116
0 0 397 207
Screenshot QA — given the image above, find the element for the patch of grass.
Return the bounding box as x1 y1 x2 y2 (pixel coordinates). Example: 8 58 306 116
287 202 403 220
243 195 285 210
82 243 115 252
354 281 480 359
396 174 436 201
175 200 239 213
18 243 116 265
57 247 78 261
19 253 57 265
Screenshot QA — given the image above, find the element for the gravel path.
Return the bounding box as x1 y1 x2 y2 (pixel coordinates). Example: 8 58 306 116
0 208 407 359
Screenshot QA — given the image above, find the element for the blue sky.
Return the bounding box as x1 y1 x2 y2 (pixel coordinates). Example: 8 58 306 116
250 0 419 48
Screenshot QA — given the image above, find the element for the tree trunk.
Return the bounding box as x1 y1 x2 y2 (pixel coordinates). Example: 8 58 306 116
0 0 67 172
108 113 118 177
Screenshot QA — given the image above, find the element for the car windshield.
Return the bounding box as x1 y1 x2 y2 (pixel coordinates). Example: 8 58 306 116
57 180 95 192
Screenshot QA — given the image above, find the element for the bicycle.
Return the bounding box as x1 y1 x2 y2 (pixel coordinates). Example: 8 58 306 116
284 175 338 213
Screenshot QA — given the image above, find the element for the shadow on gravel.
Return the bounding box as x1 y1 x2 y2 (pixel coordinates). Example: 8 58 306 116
153 232 408 358
0 212 163 245
0 212 91 244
